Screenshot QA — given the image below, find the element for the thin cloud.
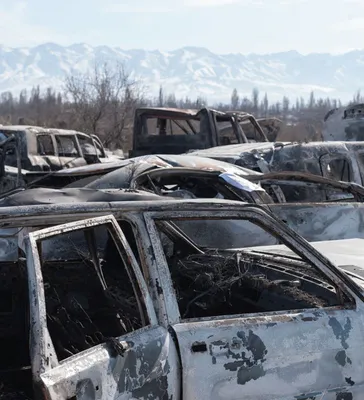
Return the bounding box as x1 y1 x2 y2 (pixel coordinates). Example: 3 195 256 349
103 0 261 13
334 17 364 32
279 0 309 4
103 3 175 12
182 0 241 7
0 2 66 46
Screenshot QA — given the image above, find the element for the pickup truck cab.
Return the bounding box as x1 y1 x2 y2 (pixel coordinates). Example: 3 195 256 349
0 199 363 398
129 107 268 157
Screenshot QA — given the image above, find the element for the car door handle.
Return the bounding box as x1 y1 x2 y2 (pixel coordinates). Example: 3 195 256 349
105 338 130 357
191 342 207 353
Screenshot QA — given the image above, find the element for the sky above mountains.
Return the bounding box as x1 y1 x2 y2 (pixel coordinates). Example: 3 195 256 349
0 0 363 54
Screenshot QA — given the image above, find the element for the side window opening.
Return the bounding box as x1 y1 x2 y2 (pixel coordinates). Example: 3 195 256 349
37 134 55 156
216 116 239 145
155 218 344 321
37 220 147 361
143 117 200 136
77 135 97 156
94 139 104 157
55 135 79 157
321 158 351 182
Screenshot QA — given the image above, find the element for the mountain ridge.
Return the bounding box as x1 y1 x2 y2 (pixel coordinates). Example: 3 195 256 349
0 43 363 103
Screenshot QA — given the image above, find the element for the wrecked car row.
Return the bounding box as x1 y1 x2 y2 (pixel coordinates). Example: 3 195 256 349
0 198 363 398
6 153 362 206
2 106 364 399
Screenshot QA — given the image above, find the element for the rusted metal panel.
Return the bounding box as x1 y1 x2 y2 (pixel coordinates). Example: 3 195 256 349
173 306 364 399
41 325 180 399
144 213 183 326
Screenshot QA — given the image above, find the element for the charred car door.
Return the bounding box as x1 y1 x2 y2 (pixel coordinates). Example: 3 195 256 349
145 208 364 399
25 215 180 400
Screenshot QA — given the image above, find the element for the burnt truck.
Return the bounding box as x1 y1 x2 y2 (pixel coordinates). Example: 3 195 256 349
129 107 269 157
0 198 364 398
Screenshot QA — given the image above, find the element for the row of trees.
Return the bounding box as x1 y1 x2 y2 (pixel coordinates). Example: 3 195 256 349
0 63 144 149
0 62 361 150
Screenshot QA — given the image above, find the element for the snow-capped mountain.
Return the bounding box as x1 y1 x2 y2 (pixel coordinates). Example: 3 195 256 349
0 43 363 103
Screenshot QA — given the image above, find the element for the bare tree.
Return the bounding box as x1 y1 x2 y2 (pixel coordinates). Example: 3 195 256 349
252 88 259 115
230 88 239 110
263 93 269 117
64 62 143 150
158 86 164 107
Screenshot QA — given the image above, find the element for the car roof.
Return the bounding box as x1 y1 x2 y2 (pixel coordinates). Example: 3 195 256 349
0 126 92 136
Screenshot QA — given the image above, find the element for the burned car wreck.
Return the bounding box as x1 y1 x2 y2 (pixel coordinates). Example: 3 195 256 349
81 154 271 204
129 107 268 157
0 125 121 172
64 154 364 205
3 148 362 207
0 197 363 398
189 140 364 187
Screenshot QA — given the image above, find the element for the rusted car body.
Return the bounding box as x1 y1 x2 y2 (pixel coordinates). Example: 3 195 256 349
0 198 364 398
323 103 364 142
129 107 268 157
0 125 122 172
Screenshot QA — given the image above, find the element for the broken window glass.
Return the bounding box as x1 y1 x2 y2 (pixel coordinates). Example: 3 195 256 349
37 134 55 156
55 135 79 157
323 158 351 182
155 217 341 320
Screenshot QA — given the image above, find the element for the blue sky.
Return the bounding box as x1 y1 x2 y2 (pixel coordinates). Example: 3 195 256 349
0 0 363 54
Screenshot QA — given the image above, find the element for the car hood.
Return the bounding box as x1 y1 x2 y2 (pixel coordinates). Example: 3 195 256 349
188 142 291 160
